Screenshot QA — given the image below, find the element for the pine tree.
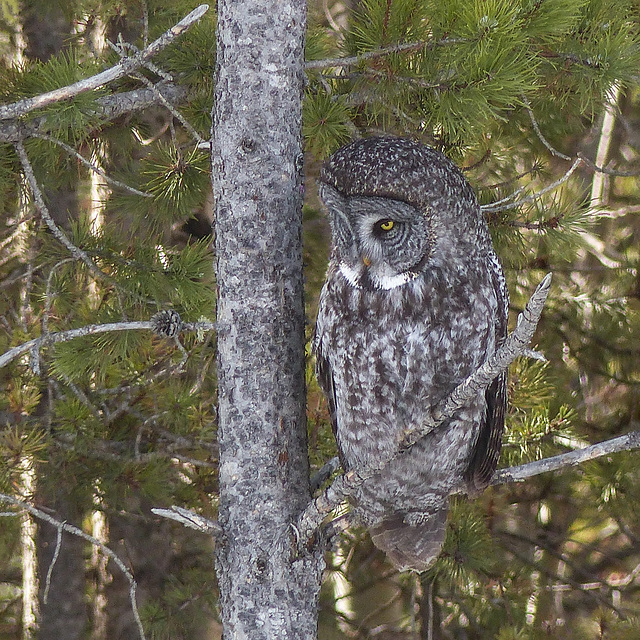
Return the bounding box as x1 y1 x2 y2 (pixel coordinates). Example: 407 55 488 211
1 0 640 639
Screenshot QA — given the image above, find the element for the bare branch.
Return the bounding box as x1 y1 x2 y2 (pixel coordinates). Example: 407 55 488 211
493 430 640 484
305 38 467 70
486 97 640 215
151 506 221 535
15 140 115 283
0 84 188 143
481 159 582 213
103 33 206 144
0 5 209 121
0 493 147 640
296 274 553 545
0 317 215 370
523 95 571 161
418 275 552 441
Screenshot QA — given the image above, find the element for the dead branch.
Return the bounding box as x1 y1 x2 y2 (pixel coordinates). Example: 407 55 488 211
0 493 147 640
0 5 209 121
493 430 640 484
0 317 215 370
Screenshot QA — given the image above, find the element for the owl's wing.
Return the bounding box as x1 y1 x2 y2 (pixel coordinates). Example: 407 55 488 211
465 372 507 492
465 260 509 492
314 323 350 472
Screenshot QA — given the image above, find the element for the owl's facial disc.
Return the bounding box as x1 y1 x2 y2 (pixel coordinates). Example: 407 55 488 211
320 185 431 289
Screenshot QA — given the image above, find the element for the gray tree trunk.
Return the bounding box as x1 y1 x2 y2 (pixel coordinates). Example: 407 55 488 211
211 1 324 638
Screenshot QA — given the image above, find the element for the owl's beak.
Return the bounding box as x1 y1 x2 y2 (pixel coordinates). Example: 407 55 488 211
362 256 372 267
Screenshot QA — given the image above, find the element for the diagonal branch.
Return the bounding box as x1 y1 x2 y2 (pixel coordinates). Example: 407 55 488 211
15 140 115 284
0 4 209 121
0 493 147 640
33 133 152 198
296 273 553 546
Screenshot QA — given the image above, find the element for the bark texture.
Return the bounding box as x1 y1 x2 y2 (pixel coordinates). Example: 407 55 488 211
212 1 324 638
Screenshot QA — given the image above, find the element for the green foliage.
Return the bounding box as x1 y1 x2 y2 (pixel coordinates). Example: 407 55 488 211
306 25 339 62
0 426 47 491
305 0 640 154
141 562 219 640
303 90 353 158
434 501 499 585
1 0 640 638
346 0 430 51
502 359 576 467
140 144 210 223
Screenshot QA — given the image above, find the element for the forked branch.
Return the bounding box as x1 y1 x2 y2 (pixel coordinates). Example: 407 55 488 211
0 493 147 640
0 5 209 121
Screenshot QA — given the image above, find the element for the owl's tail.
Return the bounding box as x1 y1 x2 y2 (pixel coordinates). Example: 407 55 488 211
369 508 447 573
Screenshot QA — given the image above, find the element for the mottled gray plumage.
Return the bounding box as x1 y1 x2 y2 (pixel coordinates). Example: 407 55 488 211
314 137 508 572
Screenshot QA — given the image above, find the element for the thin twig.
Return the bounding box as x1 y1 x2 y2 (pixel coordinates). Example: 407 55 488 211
578 152 640 178
0 5 209 120
493 430 640 484
523 95 571 161
42 258 76 335
296 274 552 544
130 72 205 144
489 97 640 215
0 493 147 640
33 134 152 198
305 38 467 70
481 159 582 213
58 370 103 420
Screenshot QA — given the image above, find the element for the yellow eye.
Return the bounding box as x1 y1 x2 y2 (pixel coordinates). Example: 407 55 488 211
379 219 394 231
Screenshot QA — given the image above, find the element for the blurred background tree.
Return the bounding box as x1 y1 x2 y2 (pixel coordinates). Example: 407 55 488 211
1 0 640 638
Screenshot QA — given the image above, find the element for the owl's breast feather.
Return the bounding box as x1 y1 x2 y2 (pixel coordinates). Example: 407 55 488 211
316 267 497 473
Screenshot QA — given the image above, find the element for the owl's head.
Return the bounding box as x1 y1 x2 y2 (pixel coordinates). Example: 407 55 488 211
318 137 485 290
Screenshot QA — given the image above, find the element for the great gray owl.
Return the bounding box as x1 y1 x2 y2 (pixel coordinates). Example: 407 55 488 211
313 136 508 572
